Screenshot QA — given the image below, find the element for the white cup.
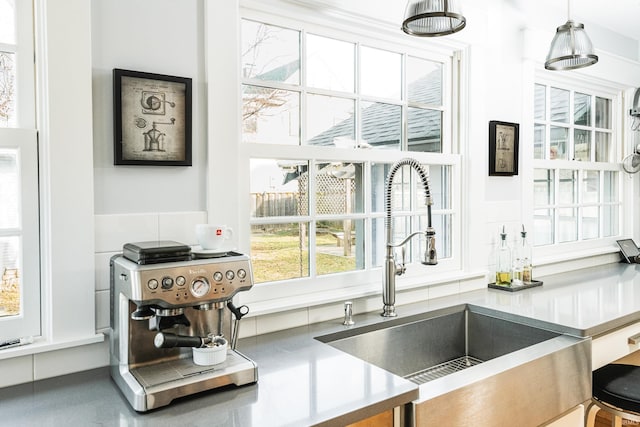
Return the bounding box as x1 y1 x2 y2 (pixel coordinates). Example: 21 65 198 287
192 336 228 366
196 224 233 250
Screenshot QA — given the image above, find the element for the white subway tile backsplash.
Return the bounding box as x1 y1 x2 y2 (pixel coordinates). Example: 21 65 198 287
94 252 116 291
460 276 487 293
356 294 383 315
237 316 257 339
256 308 308 336
95 214 158 252
158 211 207 245
0 355 33 387
429 281 460 300
34 341 109 381
95 290 110 331
308 301 344 324
397 287 429 307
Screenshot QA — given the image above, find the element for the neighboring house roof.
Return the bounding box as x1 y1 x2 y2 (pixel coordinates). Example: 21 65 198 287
307 68 443 150
245 62 444 183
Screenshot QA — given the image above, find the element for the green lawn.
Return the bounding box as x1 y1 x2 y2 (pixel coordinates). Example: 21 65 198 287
251 230 355 283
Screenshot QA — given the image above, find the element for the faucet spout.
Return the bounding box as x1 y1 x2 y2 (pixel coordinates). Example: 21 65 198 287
382 158 437 317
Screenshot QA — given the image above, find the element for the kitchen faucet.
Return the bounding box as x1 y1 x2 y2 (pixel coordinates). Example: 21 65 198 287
382 158 437 317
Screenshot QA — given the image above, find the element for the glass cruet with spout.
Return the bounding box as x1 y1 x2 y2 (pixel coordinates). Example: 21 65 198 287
495 225 512 286
518 225 533 283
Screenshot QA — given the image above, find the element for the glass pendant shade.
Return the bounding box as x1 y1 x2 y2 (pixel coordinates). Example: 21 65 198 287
402 0 466 37
545 20 598 70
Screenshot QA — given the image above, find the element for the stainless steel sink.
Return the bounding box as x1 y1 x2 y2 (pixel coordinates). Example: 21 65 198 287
317 304 591 427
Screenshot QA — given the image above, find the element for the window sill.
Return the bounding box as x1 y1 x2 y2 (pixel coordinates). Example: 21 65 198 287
244 269 486 317
0 333 104 361
535 245 620 267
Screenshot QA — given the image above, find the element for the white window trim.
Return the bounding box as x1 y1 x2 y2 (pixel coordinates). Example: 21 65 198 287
0 0 39 341
527 69 632 264
206 1 472 315
0 0 103 361
0 128 40 340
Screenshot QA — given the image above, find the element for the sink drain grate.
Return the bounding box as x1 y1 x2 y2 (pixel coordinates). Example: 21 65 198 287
404 355 484 385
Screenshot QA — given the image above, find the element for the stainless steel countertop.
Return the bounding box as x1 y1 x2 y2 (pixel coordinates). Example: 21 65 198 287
2 262 639 426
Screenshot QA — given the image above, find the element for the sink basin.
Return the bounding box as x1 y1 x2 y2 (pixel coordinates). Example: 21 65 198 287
317 304 591 426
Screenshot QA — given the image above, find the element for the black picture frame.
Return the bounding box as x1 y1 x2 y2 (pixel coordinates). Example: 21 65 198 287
488 120 519 176
617 239 640 263
113 69 192 166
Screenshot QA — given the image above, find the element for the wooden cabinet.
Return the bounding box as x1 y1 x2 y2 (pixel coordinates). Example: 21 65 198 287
347 409 393 427
543 405 583 427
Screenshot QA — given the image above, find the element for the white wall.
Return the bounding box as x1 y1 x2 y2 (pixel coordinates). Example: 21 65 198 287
91 0 207 215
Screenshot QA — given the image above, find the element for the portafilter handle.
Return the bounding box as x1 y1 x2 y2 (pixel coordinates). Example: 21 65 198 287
154 332 210 349
227 301 249 350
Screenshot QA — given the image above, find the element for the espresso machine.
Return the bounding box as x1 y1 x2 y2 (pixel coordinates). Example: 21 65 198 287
109 241 258 412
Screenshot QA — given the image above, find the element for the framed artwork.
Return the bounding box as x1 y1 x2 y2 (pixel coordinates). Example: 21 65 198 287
113 69 192 166
488 120 519 176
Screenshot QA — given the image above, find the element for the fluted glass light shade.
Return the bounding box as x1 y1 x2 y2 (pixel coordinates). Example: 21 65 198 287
545 0 598 71
402 0 466 37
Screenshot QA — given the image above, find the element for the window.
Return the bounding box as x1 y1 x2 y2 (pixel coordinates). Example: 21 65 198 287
241 15 460 292
0 0 39 340
532 78 621 248
0 0 18 127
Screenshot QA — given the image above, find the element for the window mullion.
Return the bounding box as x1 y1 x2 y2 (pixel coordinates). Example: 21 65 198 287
308 159 317 278
554 168 560 244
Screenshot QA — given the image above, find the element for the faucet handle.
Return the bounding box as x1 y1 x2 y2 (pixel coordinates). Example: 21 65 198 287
396 247 407 276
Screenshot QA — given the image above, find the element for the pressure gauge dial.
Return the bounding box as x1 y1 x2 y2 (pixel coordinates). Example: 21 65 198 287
190 277 210 298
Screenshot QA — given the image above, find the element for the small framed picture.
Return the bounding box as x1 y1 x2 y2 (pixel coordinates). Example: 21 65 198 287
113 69 192 166
488 120 519 176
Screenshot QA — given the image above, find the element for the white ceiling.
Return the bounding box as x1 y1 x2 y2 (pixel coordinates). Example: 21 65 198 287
520 0 640 42
288 0 640 42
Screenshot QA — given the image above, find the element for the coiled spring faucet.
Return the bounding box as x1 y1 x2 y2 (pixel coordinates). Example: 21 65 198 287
382 158 437 317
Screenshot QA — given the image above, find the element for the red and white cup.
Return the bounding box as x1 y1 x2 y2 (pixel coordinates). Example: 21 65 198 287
196 224 233 250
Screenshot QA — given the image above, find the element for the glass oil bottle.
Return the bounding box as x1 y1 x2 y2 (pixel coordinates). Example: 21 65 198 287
518 225 533 283
495 226 512 286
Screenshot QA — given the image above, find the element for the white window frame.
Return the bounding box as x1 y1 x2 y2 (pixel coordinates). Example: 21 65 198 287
0 0 101 360
0 128 40 340
531 71 629 261
0 0 39 341
0 0 36 129
235 4 464 312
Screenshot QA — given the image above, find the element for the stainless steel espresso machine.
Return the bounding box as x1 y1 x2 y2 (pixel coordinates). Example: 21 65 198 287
109 241 258 412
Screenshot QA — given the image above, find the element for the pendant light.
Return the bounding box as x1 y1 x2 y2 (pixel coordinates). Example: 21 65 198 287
545 0 598 70
402 0 466 37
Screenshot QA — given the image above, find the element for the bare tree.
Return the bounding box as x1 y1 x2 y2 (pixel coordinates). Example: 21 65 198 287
0 52 15 125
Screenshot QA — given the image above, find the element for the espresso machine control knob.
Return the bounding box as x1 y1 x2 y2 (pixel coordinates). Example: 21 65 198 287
161 277 174 290
237 269 247 279
213 272 223 282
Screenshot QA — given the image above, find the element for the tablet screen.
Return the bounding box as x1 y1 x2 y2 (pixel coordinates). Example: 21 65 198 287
617 239 640 263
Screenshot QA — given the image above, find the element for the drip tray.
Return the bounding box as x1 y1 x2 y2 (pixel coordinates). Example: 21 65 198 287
404 355 484 385
131 351 255 389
